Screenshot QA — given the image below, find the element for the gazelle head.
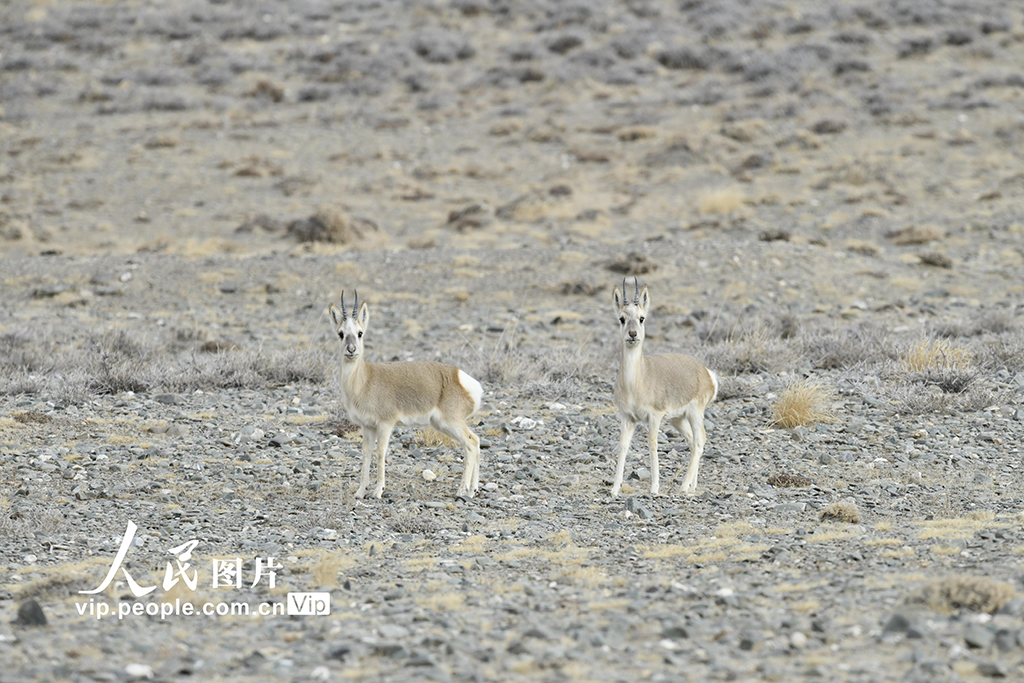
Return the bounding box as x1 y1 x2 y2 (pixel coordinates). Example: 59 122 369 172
613 278 650 349
329 290 369 363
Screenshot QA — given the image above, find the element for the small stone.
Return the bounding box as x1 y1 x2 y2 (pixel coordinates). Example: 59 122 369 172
662 624 689 639
634 467 651 481
965 623 995 649
165 424 188 438
789 632 807 649
523 626 552 640
13 599 46 626
483 482 498 491
155 393 179 405
817 453 835 465
327 644 352 661
421 469 437 482
977 661 1008 678
379 624 410 639
882 611 929 638
995 629 1016 652
774 502 807 514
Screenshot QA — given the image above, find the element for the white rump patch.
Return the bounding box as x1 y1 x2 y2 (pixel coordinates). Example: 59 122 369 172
708 368 719 403
458 370 484 415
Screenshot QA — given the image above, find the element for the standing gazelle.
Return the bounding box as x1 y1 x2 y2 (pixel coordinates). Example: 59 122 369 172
329 291 483 499
611 279 718 496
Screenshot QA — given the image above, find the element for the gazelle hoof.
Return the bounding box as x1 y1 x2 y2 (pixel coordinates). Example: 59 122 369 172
354 488 366 499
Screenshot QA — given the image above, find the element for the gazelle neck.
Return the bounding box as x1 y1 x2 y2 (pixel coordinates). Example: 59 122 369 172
620 340 644 387
340 354 368 395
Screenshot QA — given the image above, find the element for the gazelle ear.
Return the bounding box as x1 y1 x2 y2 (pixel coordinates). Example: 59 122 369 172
613 287 623 311
329 304 342 327
639 286 650 310
357 301 369 328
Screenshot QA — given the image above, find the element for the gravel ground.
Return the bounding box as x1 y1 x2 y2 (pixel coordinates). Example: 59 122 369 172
3 1 1024 681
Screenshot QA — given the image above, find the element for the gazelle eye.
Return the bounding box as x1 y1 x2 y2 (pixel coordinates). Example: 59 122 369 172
619 317 625 325
357 331 363 338
338 332 344 340
639 316 645 323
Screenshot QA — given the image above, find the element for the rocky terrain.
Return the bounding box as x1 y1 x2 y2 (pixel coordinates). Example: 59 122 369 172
3 1 1024 681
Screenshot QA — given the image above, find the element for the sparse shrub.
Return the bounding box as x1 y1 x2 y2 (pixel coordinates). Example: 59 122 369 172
325 418 361 438
919 252 952 268
767 473 813 488
911 575 1016 614
606 252 657 275
390 514 441 535
770 380 837 428
698 187 745 215
901 339 973 372
800 322 898 370
844 239 879 257
889 381 992 415
12 411 51 424
820 501 861 524
887 224 944 245
701 325 799 375
286 207 378 244
933 312 1016 339
417 427 457 448
313 553 345 586
975 335 1024 373
714 375 754 400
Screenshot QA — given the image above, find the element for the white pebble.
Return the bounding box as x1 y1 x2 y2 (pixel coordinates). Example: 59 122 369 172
790 632 807 649
421 469 436 482
125 664 154 680
484 482 499 491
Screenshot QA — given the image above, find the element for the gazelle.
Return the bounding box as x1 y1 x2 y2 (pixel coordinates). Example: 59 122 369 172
611 279 718 496
329 291 483 499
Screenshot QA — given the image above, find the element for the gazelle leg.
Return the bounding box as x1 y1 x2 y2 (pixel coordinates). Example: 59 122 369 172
680 410 706 494
466 425 481 493
373 423 394 498
355 426 376 499
611 418 636 497
671 416 694 446
459 425 481 497
435 420 480 497
648 414 663 495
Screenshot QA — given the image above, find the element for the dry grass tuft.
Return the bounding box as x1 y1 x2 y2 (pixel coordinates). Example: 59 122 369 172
820 501 861 524
698 187 746 215
844 239 880 257
901 339 973 372
390 514 441 536
12 411 51 424
767 473 813 488
416 427 458 448
312 552 350 586
911 575 1016 614
286 207 378 244
770 380 837 428
887 224 944 245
